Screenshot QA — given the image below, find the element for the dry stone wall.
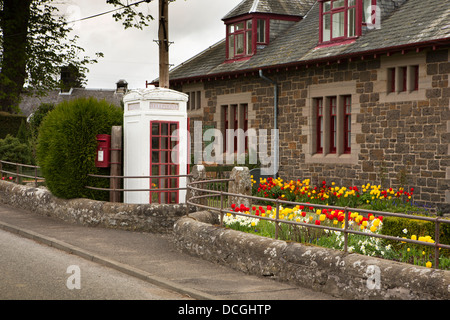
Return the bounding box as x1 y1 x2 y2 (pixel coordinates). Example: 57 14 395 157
174 210 450 300
0 180 190 233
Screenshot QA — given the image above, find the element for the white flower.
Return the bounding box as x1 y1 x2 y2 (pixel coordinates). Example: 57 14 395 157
402 228 408 234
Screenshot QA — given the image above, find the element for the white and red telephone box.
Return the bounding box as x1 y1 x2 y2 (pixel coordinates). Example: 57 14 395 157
123 87 188 204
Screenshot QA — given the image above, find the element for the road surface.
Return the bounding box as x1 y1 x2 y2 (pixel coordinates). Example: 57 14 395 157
0 229 192 300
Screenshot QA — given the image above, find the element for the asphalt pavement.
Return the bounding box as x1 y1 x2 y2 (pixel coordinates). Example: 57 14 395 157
0 203 337 301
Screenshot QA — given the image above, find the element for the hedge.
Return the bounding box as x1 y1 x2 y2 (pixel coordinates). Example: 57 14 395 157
36 98 123 200
0 112 27 139
381 215 450 254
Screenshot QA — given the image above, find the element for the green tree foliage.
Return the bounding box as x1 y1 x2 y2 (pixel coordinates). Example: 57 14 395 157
0 135 34 167
0 0 153 113
36 98 123 200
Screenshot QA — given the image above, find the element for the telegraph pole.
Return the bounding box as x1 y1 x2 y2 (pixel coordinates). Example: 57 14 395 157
158 0 169 88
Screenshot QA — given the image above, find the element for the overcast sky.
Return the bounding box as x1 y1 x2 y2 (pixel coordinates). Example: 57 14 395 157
60 0 242 90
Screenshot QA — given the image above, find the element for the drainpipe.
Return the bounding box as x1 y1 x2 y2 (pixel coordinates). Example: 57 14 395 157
259 69 279 179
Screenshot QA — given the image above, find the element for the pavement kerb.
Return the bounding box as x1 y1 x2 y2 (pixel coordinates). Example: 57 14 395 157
0 221 217 301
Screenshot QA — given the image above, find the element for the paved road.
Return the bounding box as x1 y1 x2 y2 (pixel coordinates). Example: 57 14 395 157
0 229 192 300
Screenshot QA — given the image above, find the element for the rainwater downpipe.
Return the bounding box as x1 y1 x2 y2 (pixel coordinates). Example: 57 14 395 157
259 69 279 179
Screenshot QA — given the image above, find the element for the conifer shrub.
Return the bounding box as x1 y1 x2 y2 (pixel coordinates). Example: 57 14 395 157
37 98 123 200
0 134 34 168
0 112 27 139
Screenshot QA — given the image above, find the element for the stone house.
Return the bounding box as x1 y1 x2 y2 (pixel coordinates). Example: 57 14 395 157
150 0 450 211
19 79 129 118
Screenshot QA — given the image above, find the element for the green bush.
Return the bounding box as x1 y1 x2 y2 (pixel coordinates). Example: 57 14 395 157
0 112 27 139
28 103 55 160
0 134 34 168
381 215 450 254
36 98 123 200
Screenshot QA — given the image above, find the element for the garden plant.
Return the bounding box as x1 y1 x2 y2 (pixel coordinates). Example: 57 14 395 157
224 176 450 270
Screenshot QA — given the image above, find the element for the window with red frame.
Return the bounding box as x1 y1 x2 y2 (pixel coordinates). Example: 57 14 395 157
329 97 337 154
150 121 179 204
387 65 419 93
320 0 377 44
233 104 238 153
343 96 352 153
316 98 324 154
222 103 250 154
314 95 352 155
243 104 248 151
223 105 228 152
226 18 268 60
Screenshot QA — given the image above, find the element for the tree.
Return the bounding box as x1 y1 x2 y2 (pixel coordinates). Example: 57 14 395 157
36 98 123 200
0 0 154 113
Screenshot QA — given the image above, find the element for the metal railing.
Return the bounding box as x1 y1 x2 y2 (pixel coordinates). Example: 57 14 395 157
0 160 44 186
86 173 193 204
186 179 450 270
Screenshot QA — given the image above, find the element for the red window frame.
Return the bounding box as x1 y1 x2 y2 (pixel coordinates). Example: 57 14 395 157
233 105 238 153
329 97 337 154
316 98 324 154
319 0 377 44
225 15 275 61
150 121 179 204
243 104 249 151
227 19 252 60
401 66 408 92
320 0 359 44
343 96 352 154
388 67 396 93
223 105 228 153
413 65 419 91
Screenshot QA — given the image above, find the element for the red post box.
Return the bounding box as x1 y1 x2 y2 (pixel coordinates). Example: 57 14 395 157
95 134 111 168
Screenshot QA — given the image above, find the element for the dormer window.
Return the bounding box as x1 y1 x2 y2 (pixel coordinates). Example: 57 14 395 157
226 17 269 60
319 0 377 45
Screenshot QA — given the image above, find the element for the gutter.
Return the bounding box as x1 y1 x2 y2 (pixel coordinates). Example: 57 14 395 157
259 69 279 179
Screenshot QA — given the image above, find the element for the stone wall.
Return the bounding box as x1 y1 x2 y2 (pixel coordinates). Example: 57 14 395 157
177 46 450 212
174 210 450 300
0 180 191 233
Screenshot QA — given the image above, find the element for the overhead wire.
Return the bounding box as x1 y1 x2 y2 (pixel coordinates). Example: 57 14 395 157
65 0 152 25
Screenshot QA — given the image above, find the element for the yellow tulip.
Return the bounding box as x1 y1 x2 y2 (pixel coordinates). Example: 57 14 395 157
426 261 432 268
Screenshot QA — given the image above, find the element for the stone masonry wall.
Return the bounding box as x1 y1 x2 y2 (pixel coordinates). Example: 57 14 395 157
174 210 450 300
178 46 450 212
0 180 190 233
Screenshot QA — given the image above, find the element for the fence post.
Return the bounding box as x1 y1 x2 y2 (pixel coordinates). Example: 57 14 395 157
110 126 122 203
275 199 280 240
435 217 440 269
190 165 207 207
228 167 252 209
185 174 191 216
344 207 349 253
220 191 224 227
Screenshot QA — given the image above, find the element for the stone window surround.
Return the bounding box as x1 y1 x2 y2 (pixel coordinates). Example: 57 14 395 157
376 52 430 103
214 92 256 156
182 83 205 115
304 80 360 165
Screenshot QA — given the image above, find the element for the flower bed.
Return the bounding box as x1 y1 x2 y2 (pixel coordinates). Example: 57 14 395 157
252 176 424 214
224 177 450 270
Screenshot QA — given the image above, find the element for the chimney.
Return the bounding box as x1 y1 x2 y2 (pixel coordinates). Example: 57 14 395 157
116 79 128 93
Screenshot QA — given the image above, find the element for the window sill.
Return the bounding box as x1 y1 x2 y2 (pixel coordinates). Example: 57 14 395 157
224 56 253 63
305 152 357 165
315 38 356 49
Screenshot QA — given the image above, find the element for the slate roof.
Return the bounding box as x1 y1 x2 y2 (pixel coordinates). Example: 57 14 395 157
222 0 317 20
19 88 125 117
164 0 450 84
